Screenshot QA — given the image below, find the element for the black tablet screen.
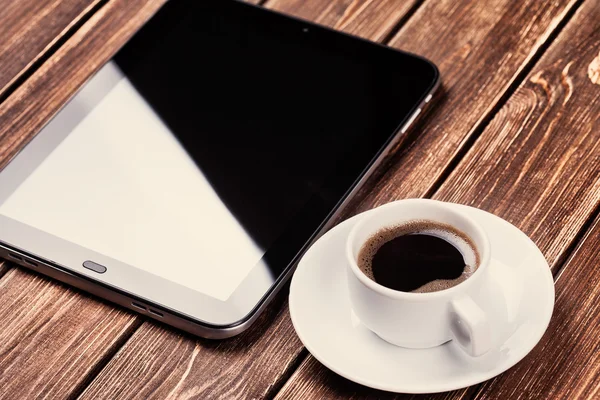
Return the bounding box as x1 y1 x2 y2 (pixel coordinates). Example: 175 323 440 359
0 0 437 301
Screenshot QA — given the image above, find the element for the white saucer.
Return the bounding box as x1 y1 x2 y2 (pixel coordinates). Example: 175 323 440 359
289 203 554 394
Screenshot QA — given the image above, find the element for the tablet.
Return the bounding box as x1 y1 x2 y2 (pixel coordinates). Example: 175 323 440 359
0 0 439 337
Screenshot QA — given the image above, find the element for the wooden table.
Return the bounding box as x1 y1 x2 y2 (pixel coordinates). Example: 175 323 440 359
1 0 599 398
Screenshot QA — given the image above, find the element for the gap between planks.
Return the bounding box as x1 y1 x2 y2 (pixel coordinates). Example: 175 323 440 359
547 199 600 281
67 318 145 400
0 262 9 279
378 0 427 45
423 0 587 199
0 0 109 105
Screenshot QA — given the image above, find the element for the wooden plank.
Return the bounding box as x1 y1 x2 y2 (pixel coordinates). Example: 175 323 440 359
79 292 302 400
0 268 137 399
275 0 600 398
432 1 600 269
0 261 7 278
346 0 581 215
0 0 101 98
446 2 600 398
78 0 587 398
267 0 420 42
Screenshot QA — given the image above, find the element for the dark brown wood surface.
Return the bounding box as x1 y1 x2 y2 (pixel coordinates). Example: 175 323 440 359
276 0 600 398
0 261 7 278
347 0 582 214
0 269 137 399
0 0 598 398
0 0 100 98
79 294 301 400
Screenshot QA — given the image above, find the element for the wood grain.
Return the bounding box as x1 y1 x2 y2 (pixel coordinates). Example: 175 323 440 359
77 0 589 399
433 0 600 270
346 0 581 215
0 0 100 98
445 3 600 398
0 261 8 278
278 356 478 400
0 268 137 399
276 0 600 398
266 0 421 42
79 290 303 400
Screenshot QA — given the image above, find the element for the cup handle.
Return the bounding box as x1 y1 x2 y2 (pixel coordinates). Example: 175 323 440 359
449 295 492 357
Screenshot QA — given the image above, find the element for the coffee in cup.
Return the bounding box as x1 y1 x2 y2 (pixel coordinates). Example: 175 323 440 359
346 199 493 356
357 221 480 293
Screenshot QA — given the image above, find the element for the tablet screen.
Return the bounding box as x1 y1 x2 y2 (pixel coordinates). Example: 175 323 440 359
0 63 266 301
0 0 436 302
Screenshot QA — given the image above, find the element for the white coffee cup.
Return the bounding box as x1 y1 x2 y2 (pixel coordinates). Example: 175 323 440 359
346 199 493 357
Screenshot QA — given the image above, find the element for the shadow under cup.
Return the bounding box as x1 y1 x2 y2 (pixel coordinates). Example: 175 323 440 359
345 199 493 356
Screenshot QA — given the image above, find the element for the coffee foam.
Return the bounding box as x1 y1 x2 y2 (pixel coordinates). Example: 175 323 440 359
357 220 480 293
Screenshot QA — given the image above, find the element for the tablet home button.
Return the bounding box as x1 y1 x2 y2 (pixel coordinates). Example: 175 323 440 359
83 260 107 274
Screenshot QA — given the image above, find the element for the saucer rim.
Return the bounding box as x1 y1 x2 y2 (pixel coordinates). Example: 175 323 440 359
289 203 555 394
